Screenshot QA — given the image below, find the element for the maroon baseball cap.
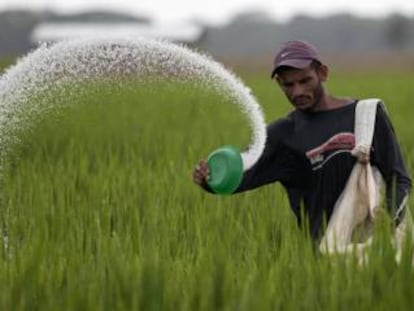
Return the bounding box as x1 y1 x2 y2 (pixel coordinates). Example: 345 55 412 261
271 40 322 78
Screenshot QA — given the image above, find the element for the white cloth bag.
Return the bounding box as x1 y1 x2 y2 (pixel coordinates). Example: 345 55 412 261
319 99 413 259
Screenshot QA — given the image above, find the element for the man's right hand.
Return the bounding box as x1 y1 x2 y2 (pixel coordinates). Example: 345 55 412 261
192 159 210 187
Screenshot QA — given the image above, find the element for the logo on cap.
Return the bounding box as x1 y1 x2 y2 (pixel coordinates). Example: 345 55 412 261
271 40 322 78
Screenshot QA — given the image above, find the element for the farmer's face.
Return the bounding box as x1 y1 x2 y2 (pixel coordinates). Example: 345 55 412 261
275 65 327 112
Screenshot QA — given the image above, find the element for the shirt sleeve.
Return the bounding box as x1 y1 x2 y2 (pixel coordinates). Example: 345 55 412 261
234 123 311 193
371 105 412 225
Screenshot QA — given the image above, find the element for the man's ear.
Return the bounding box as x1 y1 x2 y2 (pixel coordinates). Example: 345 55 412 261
318 64 328 82
275 76 282 86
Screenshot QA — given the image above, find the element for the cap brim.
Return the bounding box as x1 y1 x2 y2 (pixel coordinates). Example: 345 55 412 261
271 58 313 78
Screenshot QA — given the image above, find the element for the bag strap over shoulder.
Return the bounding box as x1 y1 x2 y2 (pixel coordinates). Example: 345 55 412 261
352 98 385 163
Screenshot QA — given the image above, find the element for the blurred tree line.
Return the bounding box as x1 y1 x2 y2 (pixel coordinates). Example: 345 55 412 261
0 9 413 61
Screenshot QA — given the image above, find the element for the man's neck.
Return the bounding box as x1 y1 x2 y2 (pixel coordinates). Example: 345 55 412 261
313 95 353 112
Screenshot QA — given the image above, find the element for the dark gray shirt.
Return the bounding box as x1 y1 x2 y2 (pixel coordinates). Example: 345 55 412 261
231 100 411 240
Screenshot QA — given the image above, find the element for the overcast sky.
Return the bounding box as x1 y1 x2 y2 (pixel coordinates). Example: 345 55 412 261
1 0 414 24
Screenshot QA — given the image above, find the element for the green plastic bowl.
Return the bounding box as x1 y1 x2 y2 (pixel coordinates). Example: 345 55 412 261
206 145 243 195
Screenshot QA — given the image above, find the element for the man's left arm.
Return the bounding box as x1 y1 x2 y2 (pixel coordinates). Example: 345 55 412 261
371 105 412 225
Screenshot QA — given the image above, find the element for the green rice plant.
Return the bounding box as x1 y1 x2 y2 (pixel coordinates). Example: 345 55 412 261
0 73 413 310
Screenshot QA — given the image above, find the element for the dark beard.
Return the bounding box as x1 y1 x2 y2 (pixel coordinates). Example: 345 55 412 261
312 82 324 108
300 81 325 112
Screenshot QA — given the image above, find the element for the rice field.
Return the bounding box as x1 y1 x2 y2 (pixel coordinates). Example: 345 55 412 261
0 68 414 310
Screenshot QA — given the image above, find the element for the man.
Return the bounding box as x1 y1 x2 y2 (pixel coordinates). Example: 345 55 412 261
193 40 411 241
